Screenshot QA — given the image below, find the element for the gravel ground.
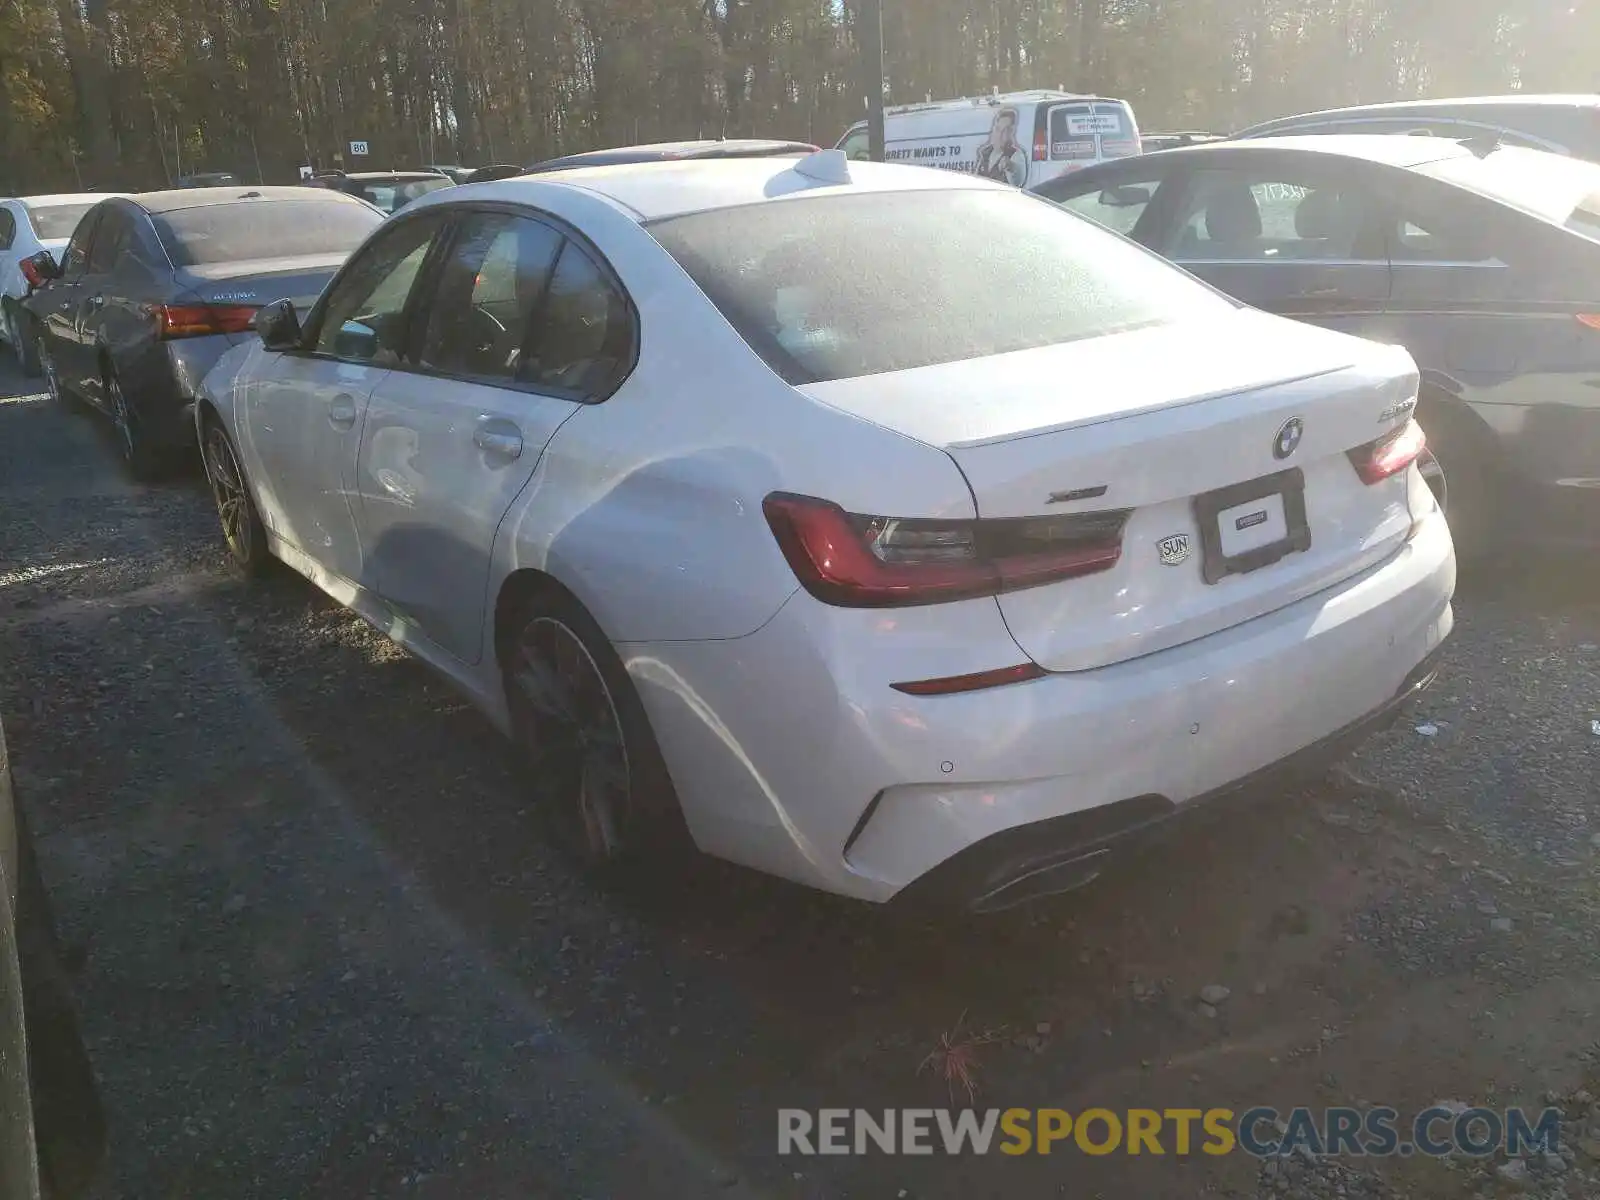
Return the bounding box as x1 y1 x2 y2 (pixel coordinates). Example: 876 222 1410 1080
1 359 1597 1200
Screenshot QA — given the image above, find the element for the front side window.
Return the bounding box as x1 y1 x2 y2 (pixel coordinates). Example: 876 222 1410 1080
1168 169 1377 262
1048 176 1164 236
838 129 871 162
0 209 14 250
311 215 442 363
417 212 563 382
649 188 1233 385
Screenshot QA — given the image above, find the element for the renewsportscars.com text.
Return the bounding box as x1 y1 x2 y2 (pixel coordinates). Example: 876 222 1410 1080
777 1106 1562 1158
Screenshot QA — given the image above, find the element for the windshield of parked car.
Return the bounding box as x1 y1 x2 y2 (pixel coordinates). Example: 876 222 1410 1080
26 202 97 241
357 178 453 213
1416 146 1600 244
151 199 384 266
647 188 1234 384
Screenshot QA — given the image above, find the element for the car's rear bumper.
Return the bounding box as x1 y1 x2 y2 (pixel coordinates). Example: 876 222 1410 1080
894 644 1443 912
627 509 1456 904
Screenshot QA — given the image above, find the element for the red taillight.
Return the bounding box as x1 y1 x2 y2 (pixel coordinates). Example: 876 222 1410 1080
1576 313 1600 331
1032 113 1050 163
1347 418 1427 484
19 259 42 287
891 662 1046 696
158 303 260 339
761 492 1127 609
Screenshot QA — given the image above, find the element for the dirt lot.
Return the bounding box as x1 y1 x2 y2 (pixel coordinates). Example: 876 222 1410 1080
2 360 1599 1200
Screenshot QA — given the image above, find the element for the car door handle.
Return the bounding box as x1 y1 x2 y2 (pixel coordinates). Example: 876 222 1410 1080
328 393 358 430
474 421 523 459
1298 286 1341 299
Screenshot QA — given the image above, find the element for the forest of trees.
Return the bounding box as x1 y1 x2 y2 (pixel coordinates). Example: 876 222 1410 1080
2 0 1599 194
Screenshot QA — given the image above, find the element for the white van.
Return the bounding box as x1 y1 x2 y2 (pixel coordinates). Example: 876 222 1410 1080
836 90 1143 188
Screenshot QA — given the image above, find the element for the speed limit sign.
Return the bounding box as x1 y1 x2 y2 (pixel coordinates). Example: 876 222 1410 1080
349 140 370 157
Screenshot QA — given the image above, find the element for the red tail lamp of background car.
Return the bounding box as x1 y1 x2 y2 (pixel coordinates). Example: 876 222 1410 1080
157 303 260 339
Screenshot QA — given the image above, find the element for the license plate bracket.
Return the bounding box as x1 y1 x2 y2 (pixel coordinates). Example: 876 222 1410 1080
1192 467 1311 585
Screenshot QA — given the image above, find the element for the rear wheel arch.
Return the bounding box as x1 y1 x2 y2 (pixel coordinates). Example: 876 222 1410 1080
494 569 597 669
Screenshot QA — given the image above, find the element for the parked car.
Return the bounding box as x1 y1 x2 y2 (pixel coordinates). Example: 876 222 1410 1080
1233 94 1600 163
25 185 384 478
837 90 1142 185
194 150 1452 910
1 194 123 374
1 715 107 1200
1029 134 1600 557
523 139 820 174
305 170 455 214
175 171 241 189
1140 131 1228 152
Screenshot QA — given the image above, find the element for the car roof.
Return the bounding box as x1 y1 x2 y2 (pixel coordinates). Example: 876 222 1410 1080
528 140 819 172
128 185 378 214
415 155 1006 223
1241 94 1600 129
526 139 818 172
1135 133 1478 169
338 171 449 181
7 193 121 208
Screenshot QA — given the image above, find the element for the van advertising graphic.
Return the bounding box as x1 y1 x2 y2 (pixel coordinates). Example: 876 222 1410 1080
972 107 1028 185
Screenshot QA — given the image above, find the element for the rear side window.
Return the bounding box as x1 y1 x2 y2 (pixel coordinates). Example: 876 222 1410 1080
520 241 634 397
1417 146 1600 244
648 188 1233 385
0 209 13 250
1048 103 1136 161
153 199 383 266
26 202 96 241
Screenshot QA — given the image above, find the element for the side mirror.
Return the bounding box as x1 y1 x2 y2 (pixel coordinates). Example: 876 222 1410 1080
332 319 378 360
1099 184 1153 208
19 250 60 288
254 299 302 351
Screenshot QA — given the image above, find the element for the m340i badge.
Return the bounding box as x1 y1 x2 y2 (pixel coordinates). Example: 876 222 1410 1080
1157 533 1192 566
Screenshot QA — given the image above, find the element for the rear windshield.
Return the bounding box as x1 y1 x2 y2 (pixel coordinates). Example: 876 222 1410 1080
27 202 96 240
647 189 1233 384
1415 146 1600 243
357 177 453 213
1049 102 1138 160
152 199 384 266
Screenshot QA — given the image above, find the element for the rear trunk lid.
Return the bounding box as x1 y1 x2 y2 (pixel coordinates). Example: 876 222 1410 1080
799 310 1423 672
174 252 346 314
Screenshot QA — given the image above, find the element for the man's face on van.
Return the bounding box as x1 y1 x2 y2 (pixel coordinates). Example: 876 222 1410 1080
994 114 1015 146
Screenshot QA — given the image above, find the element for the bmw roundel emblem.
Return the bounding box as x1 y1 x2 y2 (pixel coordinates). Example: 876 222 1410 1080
1273 417 1304 460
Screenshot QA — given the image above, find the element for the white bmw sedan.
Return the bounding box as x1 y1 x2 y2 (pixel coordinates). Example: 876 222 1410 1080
196 150 1455 910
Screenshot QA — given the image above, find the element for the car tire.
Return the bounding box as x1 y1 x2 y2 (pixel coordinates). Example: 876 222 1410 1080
36 335 71 411
105 364 168 482
501 585 689 874
200 416 270 578
1417 396 1497 562
3 301 38 377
